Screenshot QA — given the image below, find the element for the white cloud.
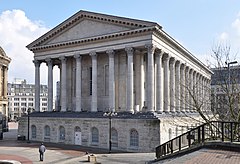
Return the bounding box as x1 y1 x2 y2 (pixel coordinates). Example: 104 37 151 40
219 32 229 41
0 9 49 84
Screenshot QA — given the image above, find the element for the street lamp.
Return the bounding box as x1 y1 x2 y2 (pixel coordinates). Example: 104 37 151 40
226 61 238 89
27 108 34 143
103 109 117 153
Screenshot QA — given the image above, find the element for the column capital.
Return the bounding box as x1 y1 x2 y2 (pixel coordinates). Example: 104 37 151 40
155 49 164 58
162 53 170 61
74 54 82 60
125 47 134 56
45 58 53 66
145 44 156 54
33 60 41 67
169 57 175 65
175 60 181 67
59 56 67 63
89 51 97 58
106 49 115 58
74 54 82 63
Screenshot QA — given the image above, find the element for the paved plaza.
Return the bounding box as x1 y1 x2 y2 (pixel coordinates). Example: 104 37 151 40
1 122 240 163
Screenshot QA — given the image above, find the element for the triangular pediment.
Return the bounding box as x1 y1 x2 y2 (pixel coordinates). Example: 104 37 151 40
47 19 132 44
27 10 159 50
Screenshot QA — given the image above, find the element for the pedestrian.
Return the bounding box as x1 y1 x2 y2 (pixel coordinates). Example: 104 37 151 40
39 143 46 161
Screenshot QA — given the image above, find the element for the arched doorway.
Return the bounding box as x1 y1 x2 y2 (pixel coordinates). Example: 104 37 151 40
74 126 81 145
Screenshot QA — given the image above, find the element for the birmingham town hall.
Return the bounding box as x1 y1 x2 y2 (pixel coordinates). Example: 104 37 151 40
18 10 212 152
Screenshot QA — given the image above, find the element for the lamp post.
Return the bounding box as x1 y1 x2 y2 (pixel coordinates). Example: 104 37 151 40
226 61 238 89
27 108 34 143
103 109 117 153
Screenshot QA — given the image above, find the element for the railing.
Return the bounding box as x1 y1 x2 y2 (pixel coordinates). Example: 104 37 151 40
156 121 240 159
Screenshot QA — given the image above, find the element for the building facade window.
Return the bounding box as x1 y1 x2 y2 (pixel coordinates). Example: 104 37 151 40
111 128 118 148
31 125 36 139
59 126 65 141
130 129 139 148
91 127 99 144
44 125 50 137
44 125 50 142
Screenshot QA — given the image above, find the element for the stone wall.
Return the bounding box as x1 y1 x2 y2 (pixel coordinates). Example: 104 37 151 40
18 116 160 152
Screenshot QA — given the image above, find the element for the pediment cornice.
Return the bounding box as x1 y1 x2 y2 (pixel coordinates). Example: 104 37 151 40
27 10 161 51
29 26 156 52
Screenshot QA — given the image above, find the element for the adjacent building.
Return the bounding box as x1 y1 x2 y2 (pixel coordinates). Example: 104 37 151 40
211 65 240 120
18 10 212 152
8 78 48 120
0 46 11 131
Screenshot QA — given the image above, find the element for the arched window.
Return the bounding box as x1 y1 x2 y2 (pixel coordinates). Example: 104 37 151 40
59 126 65 141
130 129 139 147
44 125 50 142
91 127 99 144
111 128 118 148
31 125 36 139
44 125 50 137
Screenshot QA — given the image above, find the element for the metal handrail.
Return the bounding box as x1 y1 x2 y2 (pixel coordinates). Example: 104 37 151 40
156 121 240 159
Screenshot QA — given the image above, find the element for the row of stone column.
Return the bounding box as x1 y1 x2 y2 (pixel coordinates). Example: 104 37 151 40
33 44 210 113
160 53 211 113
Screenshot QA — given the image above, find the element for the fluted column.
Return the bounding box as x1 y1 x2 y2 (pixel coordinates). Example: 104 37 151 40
46 58 53 112
90 51 98 112
74 54 82 112
60 56 67 112
185 66 190 112
175 61 181 112
146 44 155 112
189 69 193 112
125 47 134 113
156 50 163 112
192 71 196 112
107 49 115 112
169 57 175 112
33 60 41 112
180 64 185 112
163 53 170 112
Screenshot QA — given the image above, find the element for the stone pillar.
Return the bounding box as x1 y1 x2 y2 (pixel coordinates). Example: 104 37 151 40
46 58 53 112
135 52 145 111
175 61 181 112
163 53 170 112
125 47 134 113
90 51 98 112
192 71 196 112
189 69 193 112
180 64 185 112
156 50 163 112
3 66 8 98
169 57 175 112
107 49 115 112
33 60 41 112
74 54 82 112
60 56 67 112
146 44 155 112
185 66 189 112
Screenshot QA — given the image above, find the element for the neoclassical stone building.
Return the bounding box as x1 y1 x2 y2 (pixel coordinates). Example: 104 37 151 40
0 46 11 130
18 10 212 152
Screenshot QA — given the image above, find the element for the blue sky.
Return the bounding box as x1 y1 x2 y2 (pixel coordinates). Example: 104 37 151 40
0 0 240 83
